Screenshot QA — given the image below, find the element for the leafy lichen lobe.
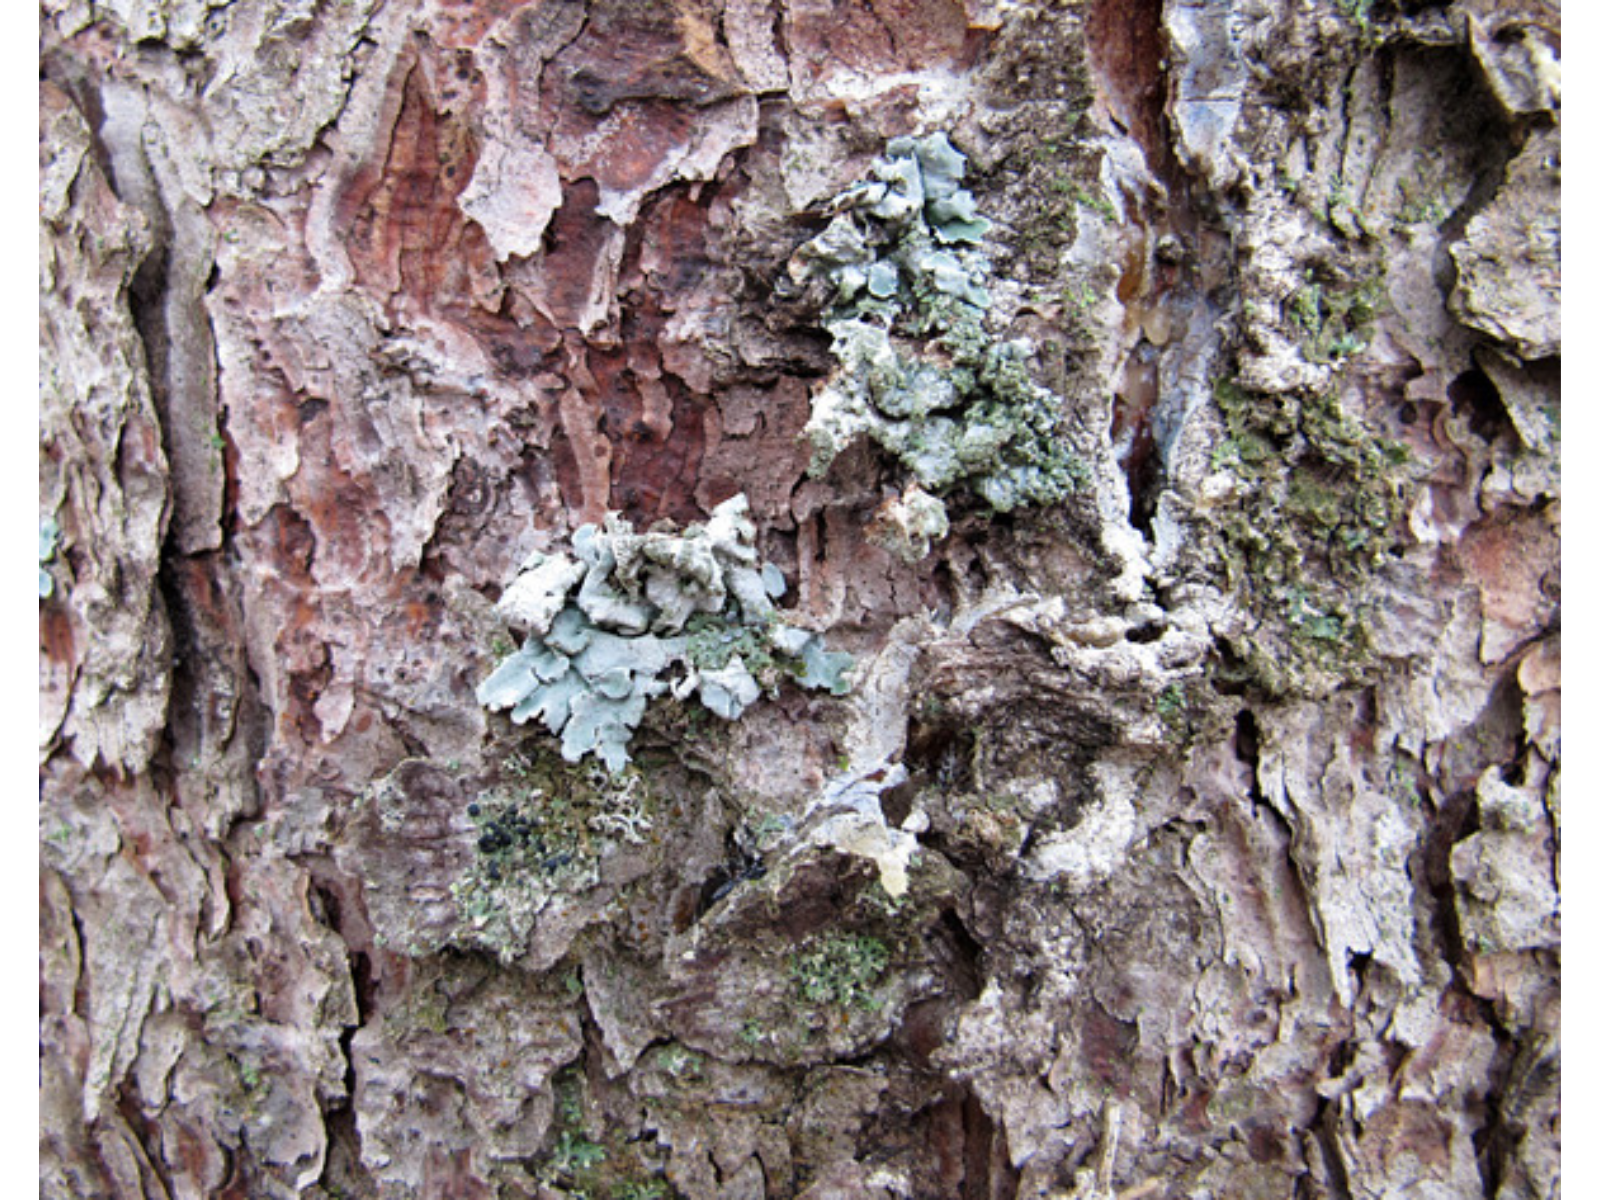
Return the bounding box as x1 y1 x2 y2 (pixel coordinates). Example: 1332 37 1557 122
794 133 1088 522
478 494 852 770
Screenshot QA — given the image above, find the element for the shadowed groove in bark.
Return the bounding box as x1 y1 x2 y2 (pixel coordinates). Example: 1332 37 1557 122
1086 0 1175 184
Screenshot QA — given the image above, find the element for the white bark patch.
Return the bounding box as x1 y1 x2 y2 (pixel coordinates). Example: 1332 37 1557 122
459 140 565 261
1023 764 1138 891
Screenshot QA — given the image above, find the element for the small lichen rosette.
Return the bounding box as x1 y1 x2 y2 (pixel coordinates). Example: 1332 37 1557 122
478 495 853 772
39 515 60 599
791 133 1085 521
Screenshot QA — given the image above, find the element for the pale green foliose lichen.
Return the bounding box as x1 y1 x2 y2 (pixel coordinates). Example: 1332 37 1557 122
39 515 59 599
792 132 1086 518
479 495 853 772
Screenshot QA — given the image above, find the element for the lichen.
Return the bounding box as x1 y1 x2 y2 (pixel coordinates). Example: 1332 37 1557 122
479 494 852 771
448 757 652 962
1286 267 1384 363
1206 378 1412 696
787 932 890 1015
39 515 60 599
792 132 1088 518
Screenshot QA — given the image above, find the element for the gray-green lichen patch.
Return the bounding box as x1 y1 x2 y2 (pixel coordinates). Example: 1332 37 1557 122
448 760 657 964
656 844 961 1069
40 515 60 599
479 494 852 772
1204 378 1412 698
791 133 1088 521
1286 266 1385 364
787 932 890 1015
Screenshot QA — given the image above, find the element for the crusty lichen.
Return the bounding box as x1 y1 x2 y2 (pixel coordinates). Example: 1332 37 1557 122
448 755 654 963
788 932 890 1014
1206 377 1411 696
1286 266 1385 363
479 494 852 771
792 133 1088 522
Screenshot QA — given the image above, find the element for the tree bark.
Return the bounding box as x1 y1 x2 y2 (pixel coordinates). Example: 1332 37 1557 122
40 1 1559 1197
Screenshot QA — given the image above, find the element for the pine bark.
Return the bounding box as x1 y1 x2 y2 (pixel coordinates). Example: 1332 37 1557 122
40 2 1559 1197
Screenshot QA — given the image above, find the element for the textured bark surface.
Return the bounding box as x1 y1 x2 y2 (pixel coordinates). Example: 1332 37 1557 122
39 1 1559 1197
